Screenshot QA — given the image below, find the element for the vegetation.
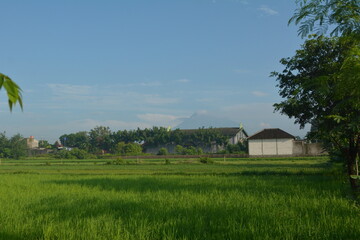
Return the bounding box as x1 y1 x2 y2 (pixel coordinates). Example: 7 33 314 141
59 126 231 155
0 73 23 111
275 0 360 193
0 157 358 239
0 133 28 159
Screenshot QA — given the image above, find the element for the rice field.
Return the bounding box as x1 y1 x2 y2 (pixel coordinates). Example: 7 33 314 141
0 156 359 240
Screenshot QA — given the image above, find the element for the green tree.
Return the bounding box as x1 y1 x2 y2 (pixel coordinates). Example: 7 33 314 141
39 140 52 149
89 126 112 153
0 73 23 111
290 0 360 37
272 35 360 192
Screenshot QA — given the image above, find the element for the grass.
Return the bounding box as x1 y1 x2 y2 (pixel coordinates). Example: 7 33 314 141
0 156 359 239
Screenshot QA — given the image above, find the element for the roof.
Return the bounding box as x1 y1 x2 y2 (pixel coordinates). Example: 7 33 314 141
247 128 295 140
179 127 247 137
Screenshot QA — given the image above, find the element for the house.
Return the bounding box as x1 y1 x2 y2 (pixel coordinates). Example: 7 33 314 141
248 128 325 156
144 127 248 154
24 136 39 149
248 128 294 156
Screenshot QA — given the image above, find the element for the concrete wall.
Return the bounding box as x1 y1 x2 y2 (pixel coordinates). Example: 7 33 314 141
306 143 325 155
248 139 263 156
248 138 293 156
293 141 305 155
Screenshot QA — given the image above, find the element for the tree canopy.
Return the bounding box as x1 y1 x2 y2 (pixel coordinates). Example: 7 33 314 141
275 0 360 193
290 0 360 37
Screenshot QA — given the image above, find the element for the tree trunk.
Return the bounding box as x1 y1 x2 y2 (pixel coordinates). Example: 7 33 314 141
345 144 360 196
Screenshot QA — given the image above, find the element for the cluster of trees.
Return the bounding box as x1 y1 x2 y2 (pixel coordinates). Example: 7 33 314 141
59 126 231 155
274 0 360 192
0 133 28 159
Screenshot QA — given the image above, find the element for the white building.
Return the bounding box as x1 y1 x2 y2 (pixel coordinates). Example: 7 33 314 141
248 128 295 156
248 128 325 156
25 136 39 149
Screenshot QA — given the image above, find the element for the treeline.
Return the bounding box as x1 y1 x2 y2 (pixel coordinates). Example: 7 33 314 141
59 126 242 155
0 133 28 159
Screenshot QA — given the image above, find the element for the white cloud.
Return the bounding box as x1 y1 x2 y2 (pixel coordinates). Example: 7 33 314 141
258 5 278 16
48 84 93 96
137 113 184 127
175 78 190 83
251 91 268 97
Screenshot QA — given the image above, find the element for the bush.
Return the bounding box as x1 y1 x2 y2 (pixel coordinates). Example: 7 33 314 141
113 158 125 165
55 148 90 159
199 157 214 164
158 147 168 155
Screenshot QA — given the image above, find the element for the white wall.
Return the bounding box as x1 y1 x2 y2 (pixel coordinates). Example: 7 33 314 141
276 139 293 155
248 140 263 156
249 139 293 156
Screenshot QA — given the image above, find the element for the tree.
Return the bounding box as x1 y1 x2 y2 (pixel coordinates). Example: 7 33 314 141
0 73 23 111
290 0 360 37
272 35 360 192
89 126 112 153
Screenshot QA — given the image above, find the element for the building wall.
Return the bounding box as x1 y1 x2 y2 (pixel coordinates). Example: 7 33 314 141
248 139 263 156
277 139 293 155
26 138 39 149
249 138 293 156
249 139 326 156
229 131 247 145
293 141 305 155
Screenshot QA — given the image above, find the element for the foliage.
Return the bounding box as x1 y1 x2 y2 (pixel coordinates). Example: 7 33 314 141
157 147 168 155
0 133 28 159
175 145 203 155
225 141 248 154
272 35 360 191
199 157 214 164
54 148 90 159
290 0 360 37
115 142 143 156
0 73 23 111
60 131 90 150
58 126 233 156
89 126 112 153
38 140 52 149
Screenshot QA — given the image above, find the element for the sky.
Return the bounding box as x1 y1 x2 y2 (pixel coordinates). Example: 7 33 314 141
0 0 311 143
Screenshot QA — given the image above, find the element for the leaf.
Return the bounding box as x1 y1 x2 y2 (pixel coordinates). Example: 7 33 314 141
350 175 360 179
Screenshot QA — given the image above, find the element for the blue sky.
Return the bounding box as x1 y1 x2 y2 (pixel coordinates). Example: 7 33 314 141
0 0 310 142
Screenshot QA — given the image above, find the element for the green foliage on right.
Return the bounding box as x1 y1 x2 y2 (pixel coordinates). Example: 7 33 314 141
277 0 360 193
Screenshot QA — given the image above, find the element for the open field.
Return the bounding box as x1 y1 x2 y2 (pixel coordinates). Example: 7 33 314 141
0 156 359 239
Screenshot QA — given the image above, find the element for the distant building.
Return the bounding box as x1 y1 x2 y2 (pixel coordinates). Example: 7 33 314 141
25 136 39 149
248 128 325 156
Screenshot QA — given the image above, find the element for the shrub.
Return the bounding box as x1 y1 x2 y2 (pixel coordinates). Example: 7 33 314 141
113 158 125 165
158 148 168 155
199 157 214 164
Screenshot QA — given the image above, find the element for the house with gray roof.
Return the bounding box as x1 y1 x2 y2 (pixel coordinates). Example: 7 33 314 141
248 128 325 156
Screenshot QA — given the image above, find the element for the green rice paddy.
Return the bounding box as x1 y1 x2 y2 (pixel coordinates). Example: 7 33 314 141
0 156 359 239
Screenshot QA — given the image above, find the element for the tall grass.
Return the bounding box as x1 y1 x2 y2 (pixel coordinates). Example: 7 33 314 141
0 157 358 239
